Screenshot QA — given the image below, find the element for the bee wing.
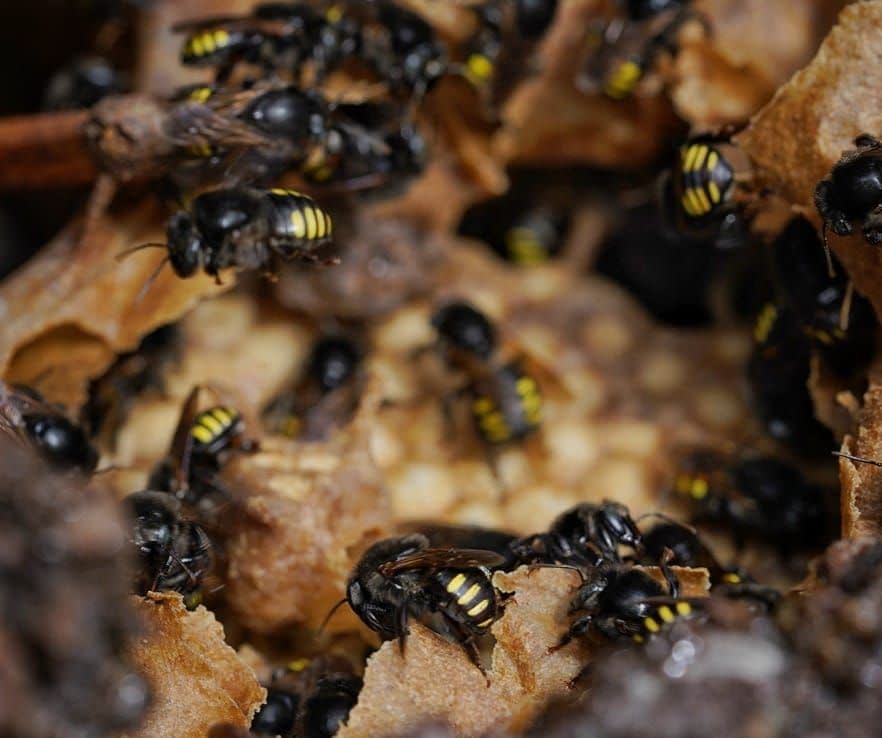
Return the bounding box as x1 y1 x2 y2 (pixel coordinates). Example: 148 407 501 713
164 104 273 150
380 548 506 575
166 386 201 490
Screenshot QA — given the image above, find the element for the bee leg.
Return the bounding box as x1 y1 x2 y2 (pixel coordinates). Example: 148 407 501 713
548 614 592 653
855 133 882 149
396 603 411 657
862 211 882 245
659 547 680 598
444 617 489 683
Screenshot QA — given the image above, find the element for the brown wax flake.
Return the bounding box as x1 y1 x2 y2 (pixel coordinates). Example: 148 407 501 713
120 592 265 738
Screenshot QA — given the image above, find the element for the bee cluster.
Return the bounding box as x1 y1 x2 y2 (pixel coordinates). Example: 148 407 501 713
4 1 882 738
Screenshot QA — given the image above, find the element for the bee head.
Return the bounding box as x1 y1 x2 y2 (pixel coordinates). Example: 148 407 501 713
166 211 203 278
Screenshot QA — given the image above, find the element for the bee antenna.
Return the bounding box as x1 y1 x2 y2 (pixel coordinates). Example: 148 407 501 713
821 221 836 279
134 256 170 304
839 280 854 332
318 597 349 634
116 242 167 262
832 450 882 468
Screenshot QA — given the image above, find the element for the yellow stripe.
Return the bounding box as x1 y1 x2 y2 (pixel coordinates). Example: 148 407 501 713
326 4 343 22
290 209 306 238
192 425 214 444
681 192 697 217
658 606 675 623
515 376 536 396
458 583 481 606
707 180 721 204
682 145 699 172
644 617 660 633
287 657 311 672
467 599 489 617
188 86 214 103
721 573 741 584
446 573 467 594
706 150 719 171
324 211 333 237
691 145 708 172
676 602 692 616
214 29 230 47
692 186 711 214
303 206 318 240
477 617 494 628
690 478 708 499
211 407 233 425
197 414 223 435
189 36 203 57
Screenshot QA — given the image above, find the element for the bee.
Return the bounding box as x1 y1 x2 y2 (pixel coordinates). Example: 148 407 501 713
148 386 258 514
553 558 699 648
0 382 98 473
126 490 214 603
639 520 780 608
515 0 559 39
432 301 542 446
582 0 703 100
771 216 877 377
340 534 508 674
121 187 334 289
174 3 318 83
672 447 830 551
81 323 180 449
507 500 643 568
458 194 569 266
250 687 300 738
262 335 363 441
42 55 127 111
256 656 362 738
747 301 835 455
814 133 882 248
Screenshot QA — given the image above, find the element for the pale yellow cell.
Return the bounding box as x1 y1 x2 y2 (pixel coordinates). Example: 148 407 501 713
449 501 505 529
543 420 601 485
578 458 648 511
713 332 751 364
693 387 743 428
368 422 406 470
388 462 459 519
638 351 686 394
450 460 500 504
600 420 661 458
582 317 634 359
504 486 577 534
559 369 607 415
373 305 435 353
494 447 533 492
519 267 568 301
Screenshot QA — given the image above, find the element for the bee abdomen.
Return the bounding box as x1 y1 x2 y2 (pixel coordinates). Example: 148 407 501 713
677 143 734 219
182 29 234 64
632 600 695 643
603 59 643 99
191 405 240 450
436 569 497 630
268 188 334 244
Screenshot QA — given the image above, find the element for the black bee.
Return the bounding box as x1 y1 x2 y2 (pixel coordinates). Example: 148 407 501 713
399 521 518 560
81 323 180 448
342 534 507 673
672 447 830 551
515 0 559 39
175 4 317 83
432 301 542 445
507 500 643 568
123 187 334 287
554 559 699 647
582 0 702 100
771 216 877 377
639 520 780 608
257 656 362 738
814 133 882 247
746 301 835 455
262 335 362 440
367 2 449 99
299 674 362 738
458 194 569 266
251 688 300 738
0 383 99 473
42 55 128 111
126 490 214 602
148 386 258 514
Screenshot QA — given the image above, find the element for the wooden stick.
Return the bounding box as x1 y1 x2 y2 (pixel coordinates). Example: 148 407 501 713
0 110 97 191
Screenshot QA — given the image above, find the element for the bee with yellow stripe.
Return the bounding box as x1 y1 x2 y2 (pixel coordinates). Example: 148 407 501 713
431 301 542 447
147 386 258 511
138 187 334 285
554 562 700 649
602 58 645 99
674 140 735 221
341 535 507 677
